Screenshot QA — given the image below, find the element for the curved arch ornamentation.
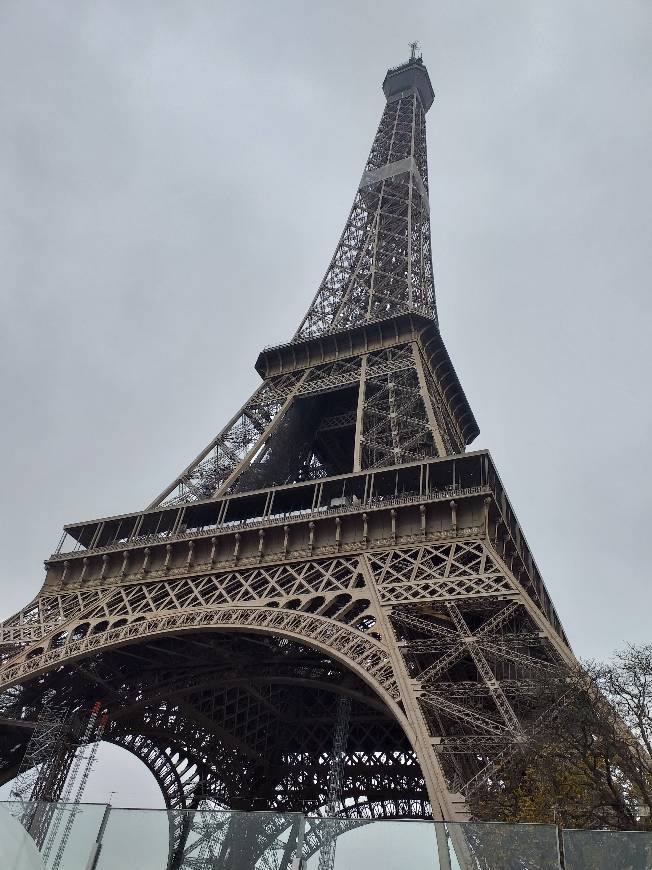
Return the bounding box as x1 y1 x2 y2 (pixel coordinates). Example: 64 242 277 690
0 605 404 728
111 734 199 811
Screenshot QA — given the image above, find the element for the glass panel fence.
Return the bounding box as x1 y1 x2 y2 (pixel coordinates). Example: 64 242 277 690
93 807 170 870
95 807 303 870
0 801 108 870
563 828 652 870
5 802 652 870
447 821 561 870
304 817 450 870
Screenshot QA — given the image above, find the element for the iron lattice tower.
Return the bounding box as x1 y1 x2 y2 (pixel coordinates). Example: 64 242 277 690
0 54 576 865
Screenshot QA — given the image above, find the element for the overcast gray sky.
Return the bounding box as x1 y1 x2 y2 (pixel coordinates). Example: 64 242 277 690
1 1 651 808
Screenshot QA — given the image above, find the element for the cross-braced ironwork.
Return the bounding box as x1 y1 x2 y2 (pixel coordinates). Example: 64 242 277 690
8 692 73 846
0 51 579 867
318 695 351 870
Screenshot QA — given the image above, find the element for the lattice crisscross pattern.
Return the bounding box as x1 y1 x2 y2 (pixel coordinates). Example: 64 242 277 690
295 89 435 340
368 541 514 603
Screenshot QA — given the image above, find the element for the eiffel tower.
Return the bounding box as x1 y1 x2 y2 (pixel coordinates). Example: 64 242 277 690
0 50 575 864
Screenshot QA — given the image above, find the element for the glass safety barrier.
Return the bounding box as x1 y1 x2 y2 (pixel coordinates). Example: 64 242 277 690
4 801 652 870
0 801 109 870
563 828 652 870
303 816 450 869
447 821 561 870
95 808 304 870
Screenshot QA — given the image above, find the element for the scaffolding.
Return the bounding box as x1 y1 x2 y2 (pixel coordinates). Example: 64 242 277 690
43 703 108 870
9 695 107 860
9 690 73 845
317 696 351 870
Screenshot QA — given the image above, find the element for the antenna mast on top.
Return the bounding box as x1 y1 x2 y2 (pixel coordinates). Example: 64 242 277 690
409 40 421 61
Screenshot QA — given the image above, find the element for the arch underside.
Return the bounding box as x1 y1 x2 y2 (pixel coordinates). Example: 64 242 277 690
0 628 429 867
0 629 427 814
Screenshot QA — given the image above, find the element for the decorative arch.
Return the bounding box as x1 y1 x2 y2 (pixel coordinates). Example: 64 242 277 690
0 605 409 738
0 607 403 708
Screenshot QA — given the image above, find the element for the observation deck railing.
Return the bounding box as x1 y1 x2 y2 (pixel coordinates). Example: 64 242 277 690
54 484 488 561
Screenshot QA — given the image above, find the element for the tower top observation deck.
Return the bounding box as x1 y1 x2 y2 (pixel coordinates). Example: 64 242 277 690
383 56 435 112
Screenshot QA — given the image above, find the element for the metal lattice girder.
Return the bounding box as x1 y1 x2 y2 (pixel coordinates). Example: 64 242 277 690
0 526 572 825
409 607 521 684
317 695 352 870
144 57 475 510
295 86 435 340
147 324 473 504
0 589 114 647
43 706 108 870
445 603 522 734
151 372 307 507
9 694 71 809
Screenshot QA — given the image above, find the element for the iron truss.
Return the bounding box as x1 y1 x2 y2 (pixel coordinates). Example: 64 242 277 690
0 523 573 822
294 84 434 340
0 54 579 867
146 55 475 511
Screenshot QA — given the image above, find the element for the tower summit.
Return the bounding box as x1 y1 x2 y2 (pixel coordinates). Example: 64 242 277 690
383 53 435 112
0 52 576 865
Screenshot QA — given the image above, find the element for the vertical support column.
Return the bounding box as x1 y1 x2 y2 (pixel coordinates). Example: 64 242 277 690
365 190 384 320
291 813 306 870
412 343 447 457
353 354 367 472
130 514 144 541
407 94 416 304
88 522 104 551
172 508 186 535
388 376 401 463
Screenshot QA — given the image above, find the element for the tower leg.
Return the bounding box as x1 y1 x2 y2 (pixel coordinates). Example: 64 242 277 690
360 555 468 823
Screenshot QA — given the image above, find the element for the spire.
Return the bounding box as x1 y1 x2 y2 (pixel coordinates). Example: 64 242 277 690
294 55 437 341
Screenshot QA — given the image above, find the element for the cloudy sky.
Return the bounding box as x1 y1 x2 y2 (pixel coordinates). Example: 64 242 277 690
1 1 651 807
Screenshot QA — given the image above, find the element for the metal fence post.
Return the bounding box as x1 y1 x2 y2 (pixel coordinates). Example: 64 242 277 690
557 823 566 869
291 812 307 870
